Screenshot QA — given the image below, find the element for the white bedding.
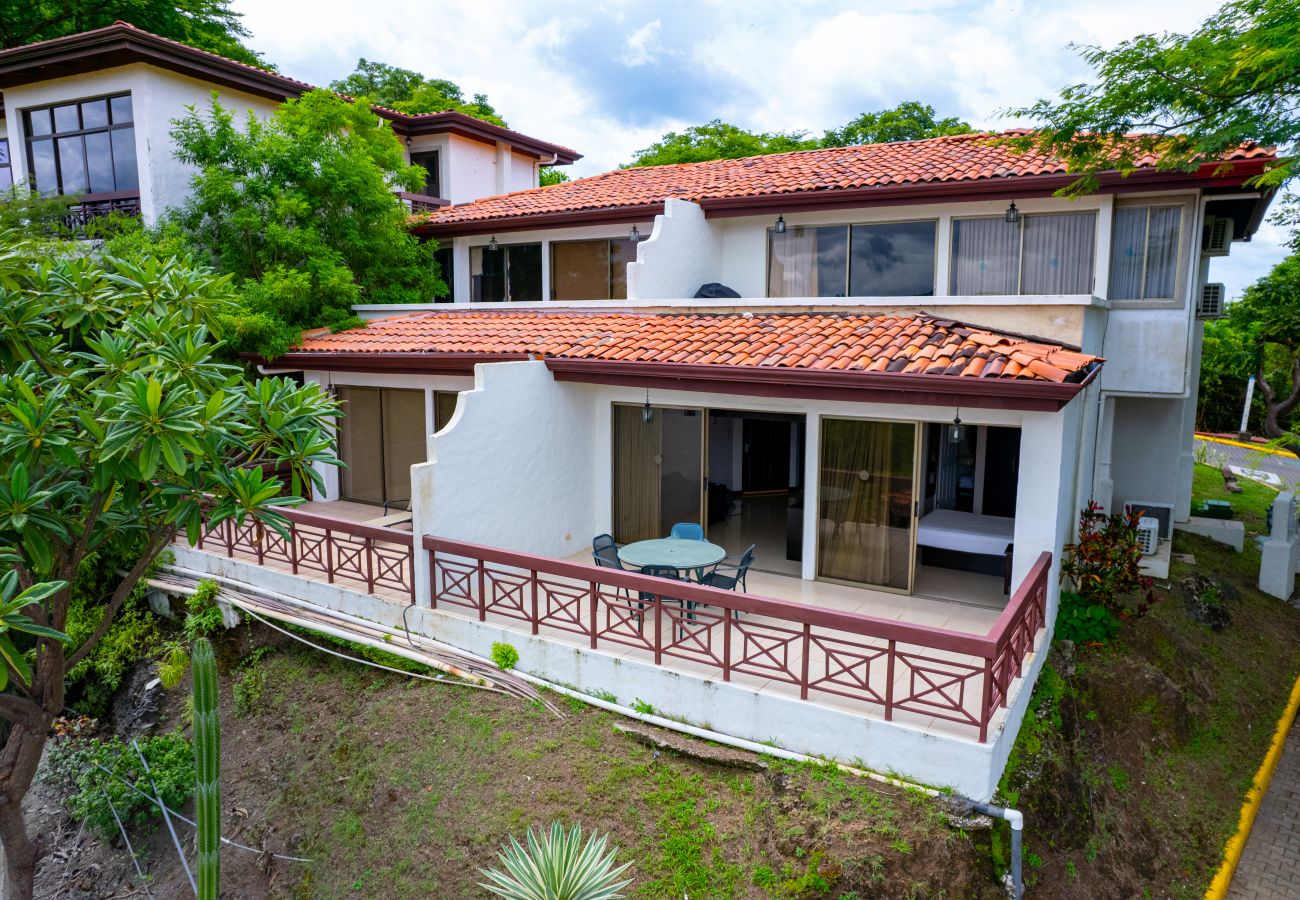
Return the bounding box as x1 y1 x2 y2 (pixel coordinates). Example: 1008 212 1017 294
917 509 1014 556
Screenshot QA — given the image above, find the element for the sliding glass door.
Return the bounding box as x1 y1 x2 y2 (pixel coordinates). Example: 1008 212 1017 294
817 418 917 591
612 405 704 544
338 387 426 507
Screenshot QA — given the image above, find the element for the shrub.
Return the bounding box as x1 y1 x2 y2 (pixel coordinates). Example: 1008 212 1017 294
184 580 226 642
1054 590 1121 644
479 822 632 900
1060 502 1155 619
46 729 195 839
491 642 520 671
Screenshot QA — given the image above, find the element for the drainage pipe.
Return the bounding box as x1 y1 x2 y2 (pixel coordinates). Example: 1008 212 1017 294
162 563 1025 890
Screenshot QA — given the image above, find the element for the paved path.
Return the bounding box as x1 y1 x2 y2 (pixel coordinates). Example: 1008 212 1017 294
1227 720 1300 898
1196 438 1300 490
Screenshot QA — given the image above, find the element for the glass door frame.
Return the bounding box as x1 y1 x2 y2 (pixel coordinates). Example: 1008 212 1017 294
813 414 922 596
610 401 708 544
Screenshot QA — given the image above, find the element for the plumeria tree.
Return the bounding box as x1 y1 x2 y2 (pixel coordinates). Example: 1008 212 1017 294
0 232 338 898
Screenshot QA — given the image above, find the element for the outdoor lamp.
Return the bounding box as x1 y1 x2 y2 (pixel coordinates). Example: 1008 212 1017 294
642 390 654 424
774 215 787 234
487 235 499 251
630 224 640 243
948 410 965 444
1005 201 1020 224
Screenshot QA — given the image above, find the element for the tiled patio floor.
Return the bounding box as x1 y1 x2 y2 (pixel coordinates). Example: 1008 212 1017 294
187 506 1028 742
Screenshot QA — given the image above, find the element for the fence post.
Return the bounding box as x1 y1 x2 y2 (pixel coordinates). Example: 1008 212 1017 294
364 537 375 593
799 624 811 701
324 529 334 584
530 571 539 635
979 657 994 743
589 583 598 649
427 548 438 609
407 543 415 604
722 610 732 682
477 558 486 621
289 523 299 575
884 639 896 722
653 596 662 665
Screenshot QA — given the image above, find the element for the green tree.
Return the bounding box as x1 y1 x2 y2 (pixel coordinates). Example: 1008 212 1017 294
169 90 444 357
1232 255 1300 443
0 231 338 898
821 101 973 147
329 58 506 125
0 0 268 67
1008 0 1297 194
539 167 570 187
624 119 816 167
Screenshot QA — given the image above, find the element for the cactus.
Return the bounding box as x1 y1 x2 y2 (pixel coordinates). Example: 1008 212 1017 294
192 637 221 900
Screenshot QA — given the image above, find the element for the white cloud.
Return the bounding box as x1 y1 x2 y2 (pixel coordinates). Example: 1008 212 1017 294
621 19 663 67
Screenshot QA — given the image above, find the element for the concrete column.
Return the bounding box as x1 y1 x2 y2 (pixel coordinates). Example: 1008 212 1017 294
1175 322 1205 522
1092 394 1117 514
801 413 821 581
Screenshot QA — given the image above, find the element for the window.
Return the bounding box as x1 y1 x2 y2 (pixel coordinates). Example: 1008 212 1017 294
551 237 639 300
950 212 1096 295
1109 205 1183 301
434 391 459 430
337 386 426 506
23 93 137 196
433 246 454 303
0 139 11 189
409 150 440 198
470 242 542 302
768 221 936 298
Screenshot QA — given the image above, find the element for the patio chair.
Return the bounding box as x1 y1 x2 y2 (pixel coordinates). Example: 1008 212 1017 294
701 544 756 593
593 534 644 629
638 564 691 637
669 522 705 541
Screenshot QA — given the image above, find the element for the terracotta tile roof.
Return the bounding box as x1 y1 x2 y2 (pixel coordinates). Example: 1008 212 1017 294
413 131 1273 229
290 311 1101 383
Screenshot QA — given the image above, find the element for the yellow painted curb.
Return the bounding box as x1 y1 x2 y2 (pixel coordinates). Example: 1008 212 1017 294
1196 434 1299 459
1205 671 1300 898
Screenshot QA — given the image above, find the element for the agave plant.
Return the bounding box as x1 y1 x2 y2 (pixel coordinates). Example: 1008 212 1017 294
478 822 632 900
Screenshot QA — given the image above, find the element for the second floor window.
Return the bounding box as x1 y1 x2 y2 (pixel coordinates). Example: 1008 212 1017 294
950 212 1096 296
768 220 937 298
1109 205 1183 301
551 238 638 300
23 93 138 197
0 139 11 189
471 242 542 302
410 150 440 198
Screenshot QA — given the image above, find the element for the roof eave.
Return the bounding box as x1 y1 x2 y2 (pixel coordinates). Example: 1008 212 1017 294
247 350 530 376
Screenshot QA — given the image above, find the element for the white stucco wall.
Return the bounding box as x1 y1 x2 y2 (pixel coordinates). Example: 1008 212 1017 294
1 64 278 223
1107 396 1186 521
445 134 501 205
627 198 722 300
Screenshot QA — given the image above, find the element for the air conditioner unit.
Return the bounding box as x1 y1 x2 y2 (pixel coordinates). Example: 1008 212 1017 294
1125 501 1174 539
1202 216 1232 256
1197 283 1226 319
1136 516 1160 556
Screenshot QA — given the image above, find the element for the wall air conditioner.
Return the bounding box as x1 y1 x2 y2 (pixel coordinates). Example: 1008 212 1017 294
1136 516 1160 556
1197 283 1226 320
1125 501 1174 539
1202 216 1232 256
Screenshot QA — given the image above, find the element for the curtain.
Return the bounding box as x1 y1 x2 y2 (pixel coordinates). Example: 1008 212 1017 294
950 217 1019 295
552 240 611 300
1021 212 1096 294
613 406 661 544
768 227 818 297
1108 207 1147 300
1143 207 1182 299
818 419 914 588
338 387 384 504
381 388 426 506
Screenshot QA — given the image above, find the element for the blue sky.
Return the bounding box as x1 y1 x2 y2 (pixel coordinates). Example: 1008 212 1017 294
232 0 1288 300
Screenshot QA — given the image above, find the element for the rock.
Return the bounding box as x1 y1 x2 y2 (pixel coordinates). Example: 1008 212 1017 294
613 723 768 771
1176 574 1236 631
1047 640 1076 677
112 661 165 740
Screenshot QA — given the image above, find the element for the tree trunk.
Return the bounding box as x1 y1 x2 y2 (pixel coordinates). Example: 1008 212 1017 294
1254 352 1300 452
0 721 54 900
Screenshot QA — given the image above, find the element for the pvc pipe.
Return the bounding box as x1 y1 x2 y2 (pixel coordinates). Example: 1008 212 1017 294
965 800 1024 900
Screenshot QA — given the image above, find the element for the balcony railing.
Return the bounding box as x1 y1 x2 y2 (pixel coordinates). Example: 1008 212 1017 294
395 191 449 213
187 507 1050 741
424 536 1051 741
66 190 142 229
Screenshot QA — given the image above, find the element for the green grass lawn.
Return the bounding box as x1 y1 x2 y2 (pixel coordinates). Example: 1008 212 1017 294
1191 461 1279 539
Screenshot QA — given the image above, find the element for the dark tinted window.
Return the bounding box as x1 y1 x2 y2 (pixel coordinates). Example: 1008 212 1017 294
23 93 137 197
849 221 936 296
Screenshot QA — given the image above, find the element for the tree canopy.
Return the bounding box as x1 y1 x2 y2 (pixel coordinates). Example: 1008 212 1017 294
1009 0 1297 194
167 90 444 358
0 0 267 67
328 58 506 126
624 102 974 167
820 101 973 147
0 231 338 897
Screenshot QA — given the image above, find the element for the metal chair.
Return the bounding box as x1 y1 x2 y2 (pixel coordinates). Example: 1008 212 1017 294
638 564 690 637
594 534 646 630
702 544 756 593
669 522 705 541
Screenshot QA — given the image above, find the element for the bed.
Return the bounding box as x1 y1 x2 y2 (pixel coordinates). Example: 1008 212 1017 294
917 509 1015 594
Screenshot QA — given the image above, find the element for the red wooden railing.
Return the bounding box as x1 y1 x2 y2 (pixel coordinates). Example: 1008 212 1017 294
423 535 1052 741
195 508 415 602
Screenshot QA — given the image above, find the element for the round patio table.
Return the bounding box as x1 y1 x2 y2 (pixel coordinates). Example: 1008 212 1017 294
618 538 726 574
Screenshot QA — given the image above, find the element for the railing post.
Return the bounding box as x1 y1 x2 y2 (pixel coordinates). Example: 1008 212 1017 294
530 570 539 635
884 639 896 722
255 525 265 565
477 558 486 621
224 520 233 558
799 624 811 700
979 656 994 743
653 596 662 665
407 544 415 604
289 523 299 575
589 583 598 649
722 609 732 682
364 537 375 594
427 548 438 609
324 529 334 584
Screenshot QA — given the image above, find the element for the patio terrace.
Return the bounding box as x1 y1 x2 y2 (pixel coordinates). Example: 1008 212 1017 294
184 501 1048 744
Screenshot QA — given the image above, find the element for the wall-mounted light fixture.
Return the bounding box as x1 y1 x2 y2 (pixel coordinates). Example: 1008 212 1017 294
642 389 654 424
948 409 966 444
629 224 640 243
405 135 413 149
774 215 787 234
488 235 499 251
1005 201 1020 224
